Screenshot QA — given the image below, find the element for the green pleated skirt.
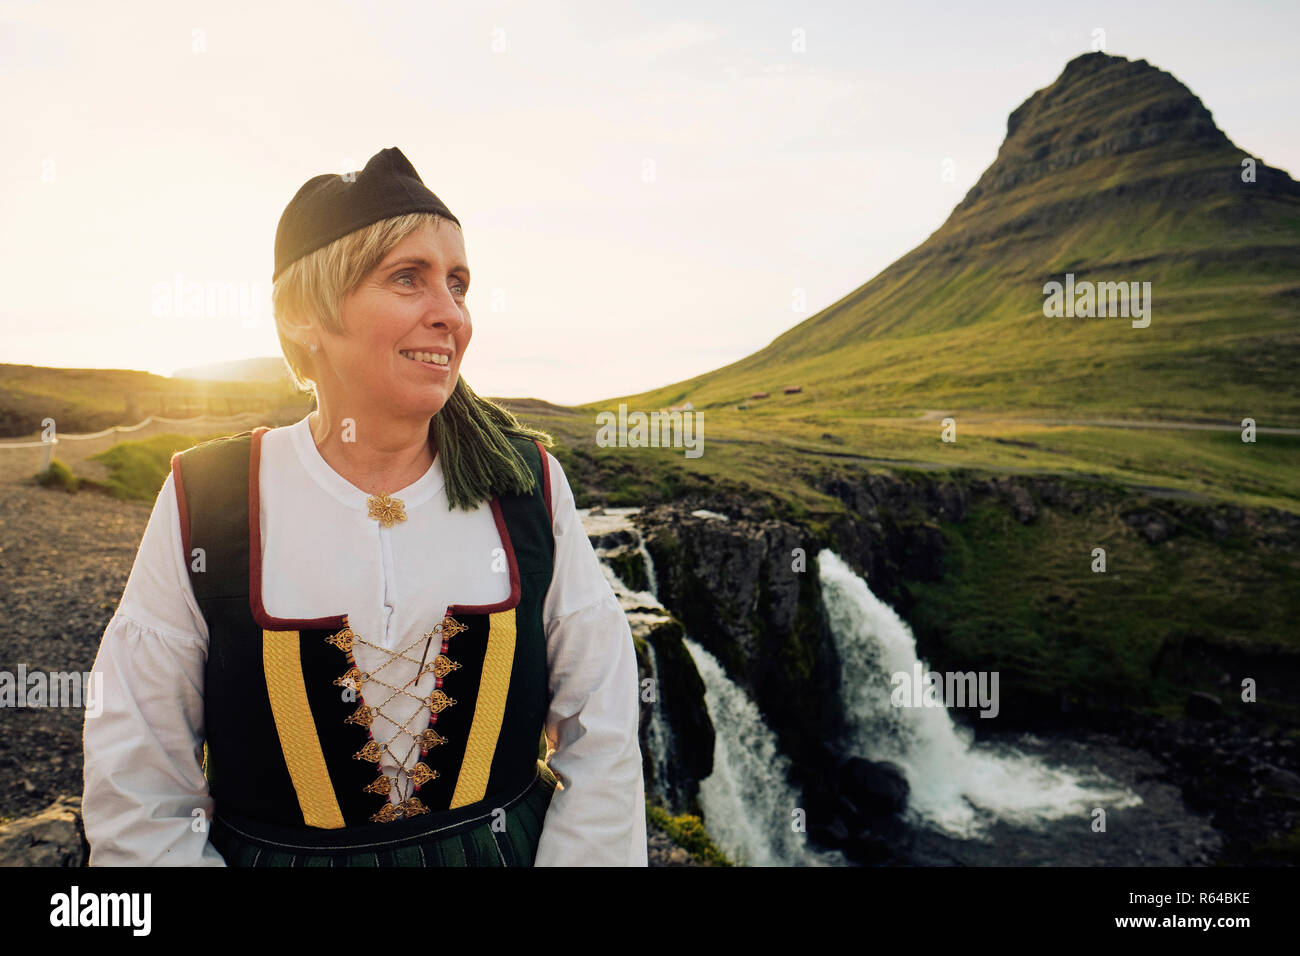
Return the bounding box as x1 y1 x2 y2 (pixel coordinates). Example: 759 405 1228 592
208 760 557 867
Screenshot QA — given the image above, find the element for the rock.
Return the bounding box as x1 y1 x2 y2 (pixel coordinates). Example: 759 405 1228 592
643 617 714 809
0 795 85 867
1123 509 1173 544
589 529 636 550
1006 483 1037 524
820 818 851 844
844 829 893 865
635 503 846 776
839 758 909 818
667 847 689 865
1259 764 1300 797
1185 691 1223 720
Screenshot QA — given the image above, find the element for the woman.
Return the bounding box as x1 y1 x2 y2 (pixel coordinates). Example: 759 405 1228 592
81 147 648 866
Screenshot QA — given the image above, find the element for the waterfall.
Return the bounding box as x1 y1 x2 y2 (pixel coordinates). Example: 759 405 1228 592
642 641 675 802
817 548 1142 839
579 506 843 865
581 507 675 804
684 638 845 866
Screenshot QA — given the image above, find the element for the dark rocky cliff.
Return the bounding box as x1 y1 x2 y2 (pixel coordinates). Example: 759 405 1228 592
627 468 1300 863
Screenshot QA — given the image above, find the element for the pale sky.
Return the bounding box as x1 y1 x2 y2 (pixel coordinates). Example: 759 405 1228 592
2 0 1296 405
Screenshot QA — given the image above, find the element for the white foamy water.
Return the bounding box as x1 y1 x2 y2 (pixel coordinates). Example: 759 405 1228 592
818 548 1141 839
642 641 675 800
685 638 845 867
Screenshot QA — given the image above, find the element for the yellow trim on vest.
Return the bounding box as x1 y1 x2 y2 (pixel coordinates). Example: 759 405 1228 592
263 629 346 829
450 609 517 808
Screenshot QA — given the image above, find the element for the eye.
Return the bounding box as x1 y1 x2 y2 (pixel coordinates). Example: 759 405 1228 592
394 271 417 287
451 280 468 297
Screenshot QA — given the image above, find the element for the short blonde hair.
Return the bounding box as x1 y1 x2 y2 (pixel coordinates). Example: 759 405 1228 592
271 211 455 394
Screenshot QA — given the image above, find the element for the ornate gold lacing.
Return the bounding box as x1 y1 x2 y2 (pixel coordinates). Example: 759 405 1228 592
328 615 469 822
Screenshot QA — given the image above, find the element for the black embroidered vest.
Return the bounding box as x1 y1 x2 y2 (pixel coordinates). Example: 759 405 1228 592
169 426 554 829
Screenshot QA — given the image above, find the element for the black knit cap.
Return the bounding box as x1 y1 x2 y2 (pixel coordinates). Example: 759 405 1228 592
272 147 460 282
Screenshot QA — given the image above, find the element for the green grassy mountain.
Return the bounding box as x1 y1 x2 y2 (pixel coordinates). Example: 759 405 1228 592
622 51 1299 419
569 52 1299 510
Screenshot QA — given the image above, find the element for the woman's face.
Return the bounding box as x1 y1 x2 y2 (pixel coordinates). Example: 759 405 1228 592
320 220 471 424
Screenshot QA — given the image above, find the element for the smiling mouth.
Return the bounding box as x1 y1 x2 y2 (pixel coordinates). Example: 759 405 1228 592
399 350 451 366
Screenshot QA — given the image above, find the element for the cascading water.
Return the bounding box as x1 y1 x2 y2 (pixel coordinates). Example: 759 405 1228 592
642 641 676 802
581 509 675 803
817 548 1142 839
581 507 843 864
683 638 845 866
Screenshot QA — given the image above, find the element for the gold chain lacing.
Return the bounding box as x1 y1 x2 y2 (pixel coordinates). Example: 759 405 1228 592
327 616 468 821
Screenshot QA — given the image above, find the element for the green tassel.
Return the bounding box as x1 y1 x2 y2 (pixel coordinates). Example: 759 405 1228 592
429 377 554 511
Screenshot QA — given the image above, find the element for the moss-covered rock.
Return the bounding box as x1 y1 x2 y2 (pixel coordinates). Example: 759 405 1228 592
644 616 713 814
646 805 733 866
34 458 78 493
607 546 649 593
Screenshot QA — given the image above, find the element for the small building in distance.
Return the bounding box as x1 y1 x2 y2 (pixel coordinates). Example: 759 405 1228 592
750 391 769 399
783 385 802 394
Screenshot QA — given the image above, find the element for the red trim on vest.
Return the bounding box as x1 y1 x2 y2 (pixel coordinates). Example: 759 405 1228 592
445 497 522 616
171 451 191 563
534 440 552 525
248 425 347 631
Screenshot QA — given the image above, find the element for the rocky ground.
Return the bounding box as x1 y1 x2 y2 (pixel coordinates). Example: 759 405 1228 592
0 481 146 825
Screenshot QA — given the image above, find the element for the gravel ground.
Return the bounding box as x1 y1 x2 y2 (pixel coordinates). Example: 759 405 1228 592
0 478 153 823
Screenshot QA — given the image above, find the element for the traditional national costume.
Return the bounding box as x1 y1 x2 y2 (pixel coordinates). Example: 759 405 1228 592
81 147 648 866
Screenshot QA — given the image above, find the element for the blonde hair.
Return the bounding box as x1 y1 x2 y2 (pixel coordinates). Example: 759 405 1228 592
270 211 553 510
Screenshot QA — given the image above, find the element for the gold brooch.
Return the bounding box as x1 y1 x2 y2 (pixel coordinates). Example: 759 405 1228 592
367 492 407 528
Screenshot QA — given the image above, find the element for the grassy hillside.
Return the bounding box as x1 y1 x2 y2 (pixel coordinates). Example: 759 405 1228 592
545 53 1300 512
0 364 305 439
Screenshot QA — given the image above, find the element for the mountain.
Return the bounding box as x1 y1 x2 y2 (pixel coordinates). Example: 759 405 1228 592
611 52 1300 423
170 357 296 384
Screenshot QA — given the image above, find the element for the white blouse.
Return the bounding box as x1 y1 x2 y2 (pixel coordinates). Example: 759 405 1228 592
81 413 648 866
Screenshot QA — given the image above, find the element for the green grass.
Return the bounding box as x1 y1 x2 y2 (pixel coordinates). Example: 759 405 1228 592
34 458 79 492
84 432 229 500
903 499 1300 720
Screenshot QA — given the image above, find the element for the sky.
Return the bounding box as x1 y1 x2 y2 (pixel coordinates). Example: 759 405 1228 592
2 0 1297 406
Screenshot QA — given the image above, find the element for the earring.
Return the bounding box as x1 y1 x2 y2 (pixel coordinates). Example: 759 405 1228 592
309 342 319 353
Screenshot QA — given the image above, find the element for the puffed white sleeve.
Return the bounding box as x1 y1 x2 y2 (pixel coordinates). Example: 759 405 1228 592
81 469 226 866
533 450 648 866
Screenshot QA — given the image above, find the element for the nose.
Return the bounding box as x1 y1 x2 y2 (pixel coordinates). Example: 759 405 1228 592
422 285 467 333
